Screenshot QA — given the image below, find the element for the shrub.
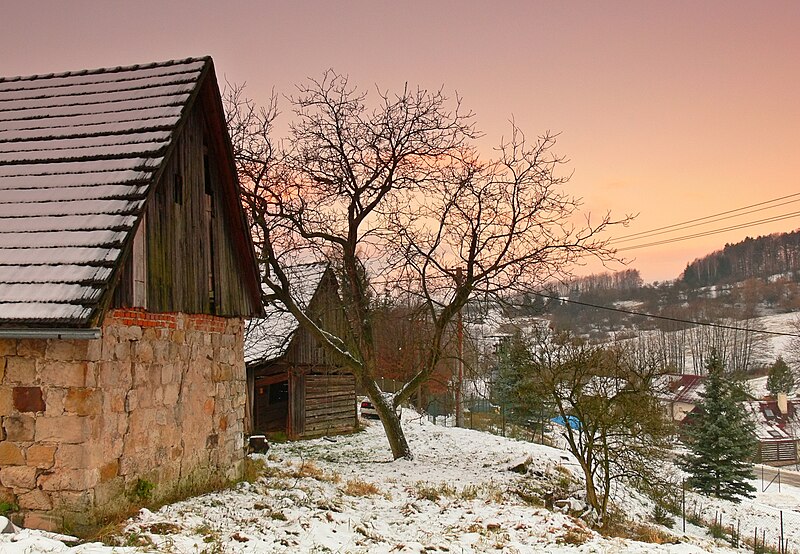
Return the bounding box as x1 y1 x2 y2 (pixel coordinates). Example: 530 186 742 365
130 479 156 502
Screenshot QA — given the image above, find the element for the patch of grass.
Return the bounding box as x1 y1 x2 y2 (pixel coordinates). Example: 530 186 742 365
625 523 674 544
266 431 288 443
0 501 19 516
243 457 267 483
707 520 727 540
601 516 675 545
559 525 593 546
411 482 456 502
552 466 577 495
512 483 545 507
291 460 340 483
459 484 479 501
141 522 182 535
344 478 381 497
121 531 154 548
195 523 223 552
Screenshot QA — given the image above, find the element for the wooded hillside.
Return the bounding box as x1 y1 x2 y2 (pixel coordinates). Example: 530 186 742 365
681 230 800 287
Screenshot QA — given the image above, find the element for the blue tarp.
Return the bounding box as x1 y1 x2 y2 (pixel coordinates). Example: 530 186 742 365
551 415 581 430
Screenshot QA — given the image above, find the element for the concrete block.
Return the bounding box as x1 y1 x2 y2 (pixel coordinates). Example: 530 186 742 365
55 444 89 469
45 340 84 362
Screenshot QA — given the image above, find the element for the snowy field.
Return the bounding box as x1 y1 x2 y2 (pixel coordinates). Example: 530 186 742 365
9 409 799 553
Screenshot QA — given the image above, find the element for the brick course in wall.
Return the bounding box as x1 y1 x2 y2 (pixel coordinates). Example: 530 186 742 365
0 309 246 531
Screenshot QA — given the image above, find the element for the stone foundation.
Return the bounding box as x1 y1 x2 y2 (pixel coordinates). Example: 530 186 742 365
0 309 246 531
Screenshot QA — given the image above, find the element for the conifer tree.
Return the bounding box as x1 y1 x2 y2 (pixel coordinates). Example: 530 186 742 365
766 356 795 397
494 332 545 425
679 349 757 502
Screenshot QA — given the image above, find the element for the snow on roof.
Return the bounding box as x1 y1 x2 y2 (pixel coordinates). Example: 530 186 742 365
0 57 208 326
666 374 706 404
746 397 800 441
244 263 330 365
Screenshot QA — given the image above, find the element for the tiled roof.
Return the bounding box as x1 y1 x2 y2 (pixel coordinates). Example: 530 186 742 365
746 398 800 441
0 58 208 326
244 263 330 365
669 374 705 404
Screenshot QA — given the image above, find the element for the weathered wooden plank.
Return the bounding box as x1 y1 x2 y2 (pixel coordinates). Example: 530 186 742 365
305 405 357 420
305 387 356 398
304 420 356 434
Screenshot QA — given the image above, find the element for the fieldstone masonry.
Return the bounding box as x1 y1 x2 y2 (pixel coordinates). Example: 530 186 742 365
0 309 247 531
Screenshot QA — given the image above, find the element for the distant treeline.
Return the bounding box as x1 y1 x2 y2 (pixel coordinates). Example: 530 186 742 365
554 269 643 296
681 230 800 287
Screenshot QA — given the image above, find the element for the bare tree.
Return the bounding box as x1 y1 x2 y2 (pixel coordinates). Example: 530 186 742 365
388 126 630 411
518 329 673 526
225 72 628 459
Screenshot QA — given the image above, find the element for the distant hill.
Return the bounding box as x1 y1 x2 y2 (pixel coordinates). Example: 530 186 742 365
681 230 800 287
533 230 800 344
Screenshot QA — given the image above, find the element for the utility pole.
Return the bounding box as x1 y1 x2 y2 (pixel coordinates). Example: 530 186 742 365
455 267 464 428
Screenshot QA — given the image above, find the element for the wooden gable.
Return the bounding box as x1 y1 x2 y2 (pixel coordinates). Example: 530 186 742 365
245 263 345 370
0 57 262 327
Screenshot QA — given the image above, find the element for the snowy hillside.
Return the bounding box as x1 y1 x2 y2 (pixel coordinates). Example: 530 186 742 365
8 409 800 553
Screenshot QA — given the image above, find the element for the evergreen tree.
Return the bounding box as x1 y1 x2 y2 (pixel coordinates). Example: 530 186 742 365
766 356 795 397
493 332 546 425
679 349 757 502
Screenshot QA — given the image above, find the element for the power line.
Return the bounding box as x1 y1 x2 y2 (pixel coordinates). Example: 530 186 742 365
612 192 800 242
532 292 800 338
611 198 800 245
615 210 800 252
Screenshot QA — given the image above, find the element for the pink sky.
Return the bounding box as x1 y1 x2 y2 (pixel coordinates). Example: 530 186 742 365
3 1 798 283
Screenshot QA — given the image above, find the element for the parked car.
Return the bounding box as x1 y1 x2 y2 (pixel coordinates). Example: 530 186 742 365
359 394 401 419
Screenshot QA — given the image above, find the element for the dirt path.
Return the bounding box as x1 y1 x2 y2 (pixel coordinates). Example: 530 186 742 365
755 464 800 490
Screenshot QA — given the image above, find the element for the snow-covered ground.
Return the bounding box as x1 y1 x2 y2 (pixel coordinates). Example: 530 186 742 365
11 409 799 553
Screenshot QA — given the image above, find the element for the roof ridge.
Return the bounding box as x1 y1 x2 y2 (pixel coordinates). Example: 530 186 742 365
0 56 211 85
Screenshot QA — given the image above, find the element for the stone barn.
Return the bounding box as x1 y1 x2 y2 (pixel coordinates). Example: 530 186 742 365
245 263 357 439
0 57 263 530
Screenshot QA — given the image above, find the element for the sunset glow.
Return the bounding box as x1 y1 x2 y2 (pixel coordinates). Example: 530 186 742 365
2 0 798 282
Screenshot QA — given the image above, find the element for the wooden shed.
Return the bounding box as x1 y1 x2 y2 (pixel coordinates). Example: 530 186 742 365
244 263 357 439
0 57 262 531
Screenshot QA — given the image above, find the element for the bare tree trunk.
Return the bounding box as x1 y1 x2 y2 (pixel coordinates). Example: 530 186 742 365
358 374 411 459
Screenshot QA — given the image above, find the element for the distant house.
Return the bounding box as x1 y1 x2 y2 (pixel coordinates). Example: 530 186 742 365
0 57 263 531
663 374 800 466
662 374 706 422
746 394 800 467
244 263 357 439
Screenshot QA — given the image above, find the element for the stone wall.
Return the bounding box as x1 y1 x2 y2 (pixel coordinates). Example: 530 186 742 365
0 309 247 531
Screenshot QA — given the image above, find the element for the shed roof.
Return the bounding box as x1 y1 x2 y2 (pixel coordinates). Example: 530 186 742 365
0 57 257 327
244 263 330 366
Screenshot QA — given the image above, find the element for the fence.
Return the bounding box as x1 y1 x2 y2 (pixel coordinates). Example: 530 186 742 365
680 491 800 554
424 405 552 444
425 410 800 554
